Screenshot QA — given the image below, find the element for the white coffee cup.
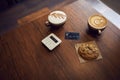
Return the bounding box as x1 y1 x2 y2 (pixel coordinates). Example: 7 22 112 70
46 10 67 28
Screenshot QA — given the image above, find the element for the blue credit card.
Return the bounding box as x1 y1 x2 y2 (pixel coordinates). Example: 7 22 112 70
65 32 80 40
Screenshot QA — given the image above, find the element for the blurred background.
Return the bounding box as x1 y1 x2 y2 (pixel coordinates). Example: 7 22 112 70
0 0 119 34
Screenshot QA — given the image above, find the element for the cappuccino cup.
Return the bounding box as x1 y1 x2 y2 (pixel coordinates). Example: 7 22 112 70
46 10 67 28
88 14 107 34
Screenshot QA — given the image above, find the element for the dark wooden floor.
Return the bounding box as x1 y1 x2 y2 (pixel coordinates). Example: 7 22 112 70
0 0 76 34
101 0 120 14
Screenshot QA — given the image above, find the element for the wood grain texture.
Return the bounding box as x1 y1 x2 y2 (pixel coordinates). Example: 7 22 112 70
0 0 77 34
0 0 120 80
17 7 50 25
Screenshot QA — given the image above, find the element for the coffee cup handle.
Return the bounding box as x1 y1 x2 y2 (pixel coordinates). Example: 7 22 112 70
45 21 51 26
98 30 102 34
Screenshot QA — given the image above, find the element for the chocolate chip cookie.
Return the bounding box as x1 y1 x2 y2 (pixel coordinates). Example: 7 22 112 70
78 41 99 60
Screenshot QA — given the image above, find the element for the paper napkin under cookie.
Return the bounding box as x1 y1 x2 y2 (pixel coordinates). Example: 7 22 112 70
75 41 103 63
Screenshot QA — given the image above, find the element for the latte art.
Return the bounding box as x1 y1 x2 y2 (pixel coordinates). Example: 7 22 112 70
48 11 67 25
88 15 107 29
51 13 66 19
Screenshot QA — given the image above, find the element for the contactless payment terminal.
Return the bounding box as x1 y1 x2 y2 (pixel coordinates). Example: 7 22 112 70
42 33 62 51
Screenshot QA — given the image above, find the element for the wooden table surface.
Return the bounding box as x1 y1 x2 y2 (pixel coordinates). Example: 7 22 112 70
0 0 120 80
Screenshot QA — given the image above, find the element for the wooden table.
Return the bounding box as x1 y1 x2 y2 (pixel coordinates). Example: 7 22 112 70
0 0 120 80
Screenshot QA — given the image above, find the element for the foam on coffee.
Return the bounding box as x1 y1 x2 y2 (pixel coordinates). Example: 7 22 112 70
48 11 67 25
88 15 107 29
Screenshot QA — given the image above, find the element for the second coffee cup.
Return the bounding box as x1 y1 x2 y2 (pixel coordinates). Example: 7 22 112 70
88 14 107 34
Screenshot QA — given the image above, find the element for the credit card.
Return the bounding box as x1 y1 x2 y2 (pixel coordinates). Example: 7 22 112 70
65 32 80 40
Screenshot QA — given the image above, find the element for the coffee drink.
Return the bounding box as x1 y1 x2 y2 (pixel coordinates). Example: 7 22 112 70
88 15 107 34
46 11 67 27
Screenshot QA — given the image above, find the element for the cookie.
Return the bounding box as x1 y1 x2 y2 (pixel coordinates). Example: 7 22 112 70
78 42 99 60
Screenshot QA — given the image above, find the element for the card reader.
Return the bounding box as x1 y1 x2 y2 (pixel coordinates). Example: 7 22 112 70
41 33 62 50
